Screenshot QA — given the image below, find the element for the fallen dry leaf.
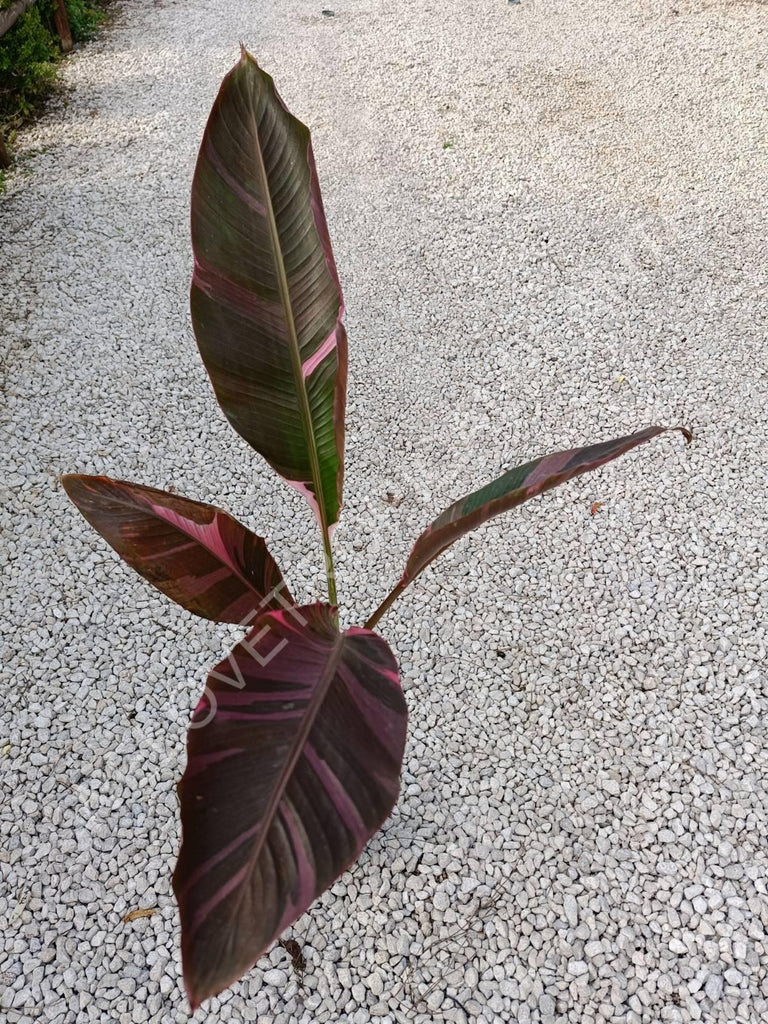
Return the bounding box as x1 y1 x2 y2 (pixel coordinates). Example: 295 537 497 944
279 938 306 981
122 908 157 923
590 501 603 516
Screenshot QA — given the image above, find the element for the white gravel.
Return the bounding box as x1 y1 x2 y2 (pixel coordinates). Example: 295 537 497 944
1 1 767 1022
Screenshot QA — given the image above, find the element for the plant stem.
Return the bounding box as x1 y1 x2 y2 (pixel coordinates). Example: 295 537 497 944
323 529 338 607
364 579 407 631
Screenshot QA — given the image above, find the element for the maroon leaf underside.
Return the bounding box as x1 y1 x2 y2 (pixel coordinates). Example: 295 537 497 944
403 425 693 585
62 475 291 623
173 603 407 1009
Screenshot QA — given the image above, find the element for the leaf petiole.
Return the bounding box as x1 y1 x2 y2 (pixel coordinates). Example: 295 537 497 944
323 529 338 607
364 579 407 631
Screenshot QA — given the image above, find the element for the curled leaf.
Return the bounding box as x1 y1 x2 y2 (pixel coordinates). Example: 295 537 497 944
366 425 692 627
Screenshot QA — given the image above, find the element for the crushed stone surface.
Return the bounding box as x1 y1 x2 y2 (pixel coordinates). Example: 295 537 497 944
1 1 767 1022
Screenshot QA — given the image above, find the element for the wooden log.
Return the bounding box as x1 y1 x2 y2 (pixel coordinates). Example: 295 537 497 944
0 132 10 169
52 0 72 53
0 0 37 40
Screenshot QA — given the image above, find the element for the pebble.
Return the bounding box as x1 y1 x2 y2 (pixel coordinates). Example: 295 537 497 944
539 993 556 1015
367 971 384 996
705 975 723 1000
263 969 288 987
569 960 589 977
434 891 450 911
563 894 579 927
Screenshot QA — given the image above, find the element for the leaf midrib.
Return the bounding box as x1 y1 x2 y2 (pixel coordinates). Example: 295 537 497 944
228 626 345 926
249 87 331 539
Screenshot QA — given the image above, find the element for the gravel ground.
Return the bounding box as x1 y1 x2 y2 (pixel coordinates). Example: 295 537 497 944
1 0 767 1022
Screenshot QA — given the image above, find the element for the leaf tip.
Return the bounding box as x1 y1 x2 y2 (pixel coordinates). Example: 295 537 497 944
182 965 205 1013
238 43 257 67
678 426 693 444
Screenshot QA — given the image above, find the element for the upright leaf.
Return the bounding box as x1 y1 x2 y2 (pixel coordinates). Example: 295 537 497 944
173 603 407 1008
62 475 291 623
191 50 347 534
367 425 692 626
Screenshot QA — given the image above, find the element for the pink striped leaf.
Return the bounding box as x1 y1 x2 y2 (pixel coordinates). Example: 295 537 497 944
62 475 291 623
400 426 692 590
173 603 407 1008
191 49 347 532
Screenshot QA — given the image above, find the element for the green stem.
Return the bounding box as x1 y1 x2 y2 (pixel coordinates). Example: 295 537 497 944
323 529 338 607
364 579 407 631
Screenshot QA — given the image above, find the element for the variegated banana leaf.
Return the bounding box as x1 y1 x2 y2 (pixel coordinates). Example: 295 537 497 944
173 603 407 1008
367 426 692 626
62 475 291 623
190 49 347 536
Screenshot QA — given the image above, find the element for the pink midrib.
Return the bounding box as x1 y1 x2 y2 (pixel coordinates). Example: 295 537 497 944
187 626 346 941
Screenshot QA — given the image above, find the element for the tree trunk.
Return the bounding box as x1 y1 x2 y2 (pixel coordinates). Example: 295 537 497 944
52 0 73 53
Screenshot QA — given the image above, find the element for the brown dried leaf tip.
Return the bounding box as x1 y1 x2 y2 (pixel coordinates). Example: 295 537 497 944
122 908 157 923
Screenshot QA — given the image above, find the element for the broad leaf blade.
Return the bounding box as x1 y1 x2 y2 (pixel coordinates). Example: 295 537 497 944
191 50 347 530
62 475 291 623
403 426 692 584
173 603 407 1008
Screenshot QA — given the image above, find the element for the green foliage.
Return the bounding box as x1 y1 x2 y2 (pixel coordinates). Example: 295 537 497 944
0 1 106 132
63 0 105 43
0 5 58 125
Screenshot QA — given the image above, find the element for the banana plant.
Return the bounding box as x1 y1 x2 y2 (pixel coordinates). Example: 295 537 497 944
63 49 691 1010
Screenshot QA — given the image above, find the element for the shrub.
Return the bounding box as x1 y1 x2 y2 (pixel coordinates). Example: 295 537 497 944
0 0 105 131
60 0 104 43
0 4 58 125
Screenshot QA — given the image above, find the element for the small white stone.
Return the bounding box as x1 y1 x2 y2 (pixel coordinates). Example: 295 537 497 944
539 993 556 1015
434 891 450 912
366 971 384 997
705 975 723 1000
263 969 287 987
563 894 579 927
426 988 444 1011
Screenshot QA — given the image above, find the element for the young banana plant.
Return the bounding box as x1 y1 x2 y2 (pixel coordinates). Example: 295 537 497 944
63 49 691 1010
